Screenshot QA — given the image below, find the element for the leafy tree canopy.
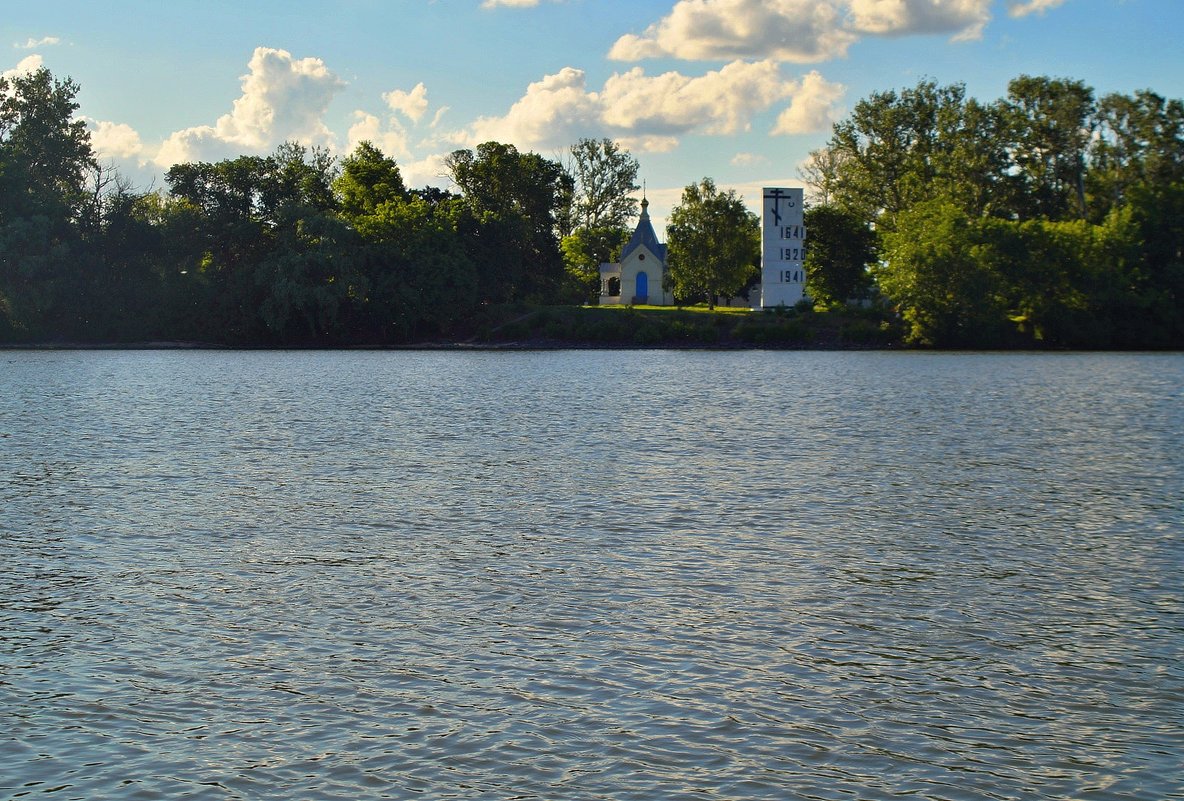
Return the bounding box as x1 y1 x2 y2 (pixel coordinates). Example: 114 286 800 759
666 178 759 308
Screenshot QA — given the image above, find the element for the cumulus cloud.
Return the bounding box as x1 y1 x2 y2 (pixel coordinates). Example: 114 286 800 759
451 60 836 154
154 47 344 166
615 135 681 154
600 60 794 136
16 36 60 49
344 82 449 166
87 119 144 160
1007 0 1066 17
609 0 858 63
731 152 768 167
772 70 846 134
462 67 601 149
609 0 1000 63
2 54 43 81
399 153 452 188
346 111 411 159
847 0 992 40
383 82 430 122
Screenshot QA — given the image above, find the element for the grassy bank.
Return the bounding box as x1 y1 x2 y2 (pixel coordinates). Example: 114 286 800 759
464 303 903 349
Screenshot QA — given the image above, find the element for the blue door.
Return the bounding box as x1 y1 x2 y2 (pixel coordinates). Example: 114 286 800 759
635 271 648 302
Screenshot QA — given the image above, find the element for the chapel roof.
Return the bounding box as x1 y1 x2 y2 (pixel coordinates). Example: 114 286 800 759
620 197 666 263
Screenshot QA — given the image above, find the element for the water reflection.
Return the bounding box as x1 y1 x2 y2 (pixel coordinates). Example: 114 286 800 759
1 350 1181 800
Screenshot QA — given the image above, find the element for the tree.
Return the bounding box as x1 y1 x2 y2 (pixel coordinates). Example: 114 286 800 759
0 67 96 338
1089 90 1184 218
560 225 629 303
564 137 640 232
354 195 478 341
1004 75 1095 220
798 147 846 206
332 143 479 340
555 138 640 302
803 205 877 307
335 141 407 219
0 67 94 221
823 80 972 229
877 200 1010 346
666 178 759 308
445 141 567 302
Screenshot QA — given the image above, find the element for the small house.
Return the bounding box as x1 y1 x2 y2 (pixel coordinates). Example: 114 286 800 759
598 197 674 306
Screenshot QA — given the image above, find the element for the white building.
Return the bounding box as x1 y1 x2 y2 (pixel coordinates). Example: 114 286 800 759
758 187 808 309
598 197 674 306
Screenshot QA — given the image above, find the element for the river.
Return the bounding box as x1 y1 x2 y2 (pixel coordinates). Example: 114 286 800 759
1 350 1181 800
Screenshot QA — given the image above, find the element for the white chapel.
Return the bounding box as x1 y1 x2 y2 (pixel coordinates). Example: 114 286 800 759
598 197 674 306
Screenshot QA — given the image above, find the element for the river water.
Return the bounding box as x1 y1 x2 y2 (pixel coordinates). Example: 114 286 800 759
1 350 1181 800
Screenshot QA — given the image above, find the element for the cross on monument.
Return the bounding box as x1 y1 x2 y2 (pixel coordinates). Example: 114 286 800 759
764 188 786 226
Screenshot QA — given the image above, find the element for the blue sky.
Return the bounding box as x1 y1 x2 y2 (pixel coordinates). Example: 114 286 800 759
4 0 1182 231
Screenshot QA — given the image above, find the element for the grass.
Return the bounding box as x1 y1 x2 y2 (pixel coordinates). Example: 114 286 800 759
468 302 902 348
597 303 755 315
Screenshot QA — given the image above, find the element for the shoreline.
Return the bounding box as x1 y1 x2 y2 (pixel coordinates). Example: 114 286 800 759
3 340 1177 353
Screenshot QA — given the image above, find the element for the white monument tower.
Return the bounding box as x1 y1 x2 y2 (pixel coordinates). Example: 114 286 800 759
759 187 807 309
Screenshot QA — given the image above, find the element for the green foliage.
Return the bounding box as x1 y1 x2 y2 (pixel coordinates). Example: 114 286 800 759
803 205 877 307
666 178 759 308
820 80 1010 228
446 141 567 303
1004 75 1095 220
0 68 94 221
352 194 477 341
564 137 640 232
878 201 1011 346
560 225 629 303
335 141 406 218
2 65 1180 349
0 67 95 339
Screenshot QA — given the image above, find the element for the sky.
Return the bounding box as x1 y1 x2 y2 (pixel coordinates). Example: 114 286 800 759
4 0 1183 232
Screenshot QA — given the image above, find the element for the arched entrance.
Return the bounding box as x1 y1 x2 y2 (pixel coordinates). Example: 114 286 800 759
634 271 649 304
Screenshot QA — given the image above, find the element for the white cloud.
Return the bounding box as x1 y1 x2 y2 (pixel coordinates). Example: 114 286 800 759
2 54 43 81
600 61 793 136
772 70 846 134
847 0 992 40
87 119 144 159
16 36 60 49
346 111 411 159
154 47 344 167
616 135 681 154
384 82 429 122
345 83 447 167
462 67 601 149
609 0 998 63
731 152 768 167
451 60 837 153
400 153 452 189
609 0 858 63
1007 0 1066 17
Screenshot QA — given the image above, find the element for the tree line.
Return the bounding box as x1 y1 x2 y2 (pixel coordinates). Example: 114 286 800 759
800 76 1184 347
0 67 647 345
2 67 1181 347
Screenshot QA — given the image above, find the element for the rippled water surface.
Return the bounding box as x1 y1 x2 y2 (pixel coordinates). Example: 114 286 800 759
2 350 1182 800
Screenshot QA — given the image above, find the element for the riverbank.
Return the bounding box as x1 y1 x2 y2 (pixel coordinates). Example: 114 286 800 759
1 304 904 350
9 303 1176 351
460 303 903 349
